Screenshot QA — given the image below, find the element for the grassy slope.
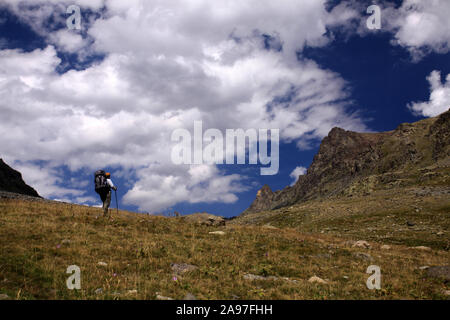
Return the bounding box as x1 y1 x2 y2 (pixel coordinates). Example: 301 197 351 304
0 195 449 300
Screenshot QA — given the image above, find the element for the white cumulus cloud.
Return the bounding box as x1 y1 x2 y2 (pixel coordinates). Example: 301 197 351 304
0 0 369 211
368 0 450 61
408 70 450 117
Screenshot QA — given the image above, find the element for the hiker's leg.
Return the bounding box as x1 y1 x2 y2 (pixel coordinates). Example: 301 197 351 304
101 191 109 216
104 191 112 217
99 192 107 216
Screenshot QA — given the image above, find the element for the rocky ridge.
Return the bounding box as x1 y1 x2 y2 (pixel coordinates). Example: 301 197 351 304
243 109 450 215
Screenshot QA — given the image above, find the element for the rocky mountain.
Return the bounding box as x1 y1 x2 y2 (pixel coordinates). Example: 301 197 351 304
242 109 450 215
0 159 40 197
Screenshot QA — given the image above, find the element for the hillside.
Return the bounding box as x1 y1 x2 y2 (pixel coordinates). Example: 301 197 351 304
0 159 40 198
0 111 448 300
242 109 450 215
0 197 449 300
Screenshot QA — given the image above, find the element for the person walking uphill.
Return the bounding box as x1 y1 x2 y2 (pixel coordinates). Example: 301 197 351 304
94 170 117 218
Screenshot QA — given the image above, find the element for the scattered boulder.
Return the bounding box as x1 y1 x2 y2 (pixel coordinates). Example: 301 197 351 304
352 240 371 249
183 293 197 300
406 221 415 227
308 276 328 284
412 246 432 251
171 263 198 275
243 273 276 281
279 277 299 284
209 231 226 236
127 290 138 295
183 213 225 226
419 266 430 270
97 261 108 266
243 273 298 283
61 239 71 245
156 293 174 300
380 245 391 250
444 290 450 296
353 252 373 262
426 266 450 281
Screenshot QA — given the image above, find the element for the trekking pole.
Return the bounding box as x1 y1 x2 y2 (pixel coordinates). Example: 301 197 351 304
115 189 119 215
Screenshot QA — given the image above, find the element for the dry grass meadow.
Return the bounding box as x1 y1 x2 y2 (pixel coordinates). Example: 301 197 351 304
0 188 449 300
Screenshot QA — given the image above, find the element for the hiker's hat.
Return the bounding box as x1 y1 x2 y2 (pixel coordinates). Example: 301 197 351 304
105 172 111 177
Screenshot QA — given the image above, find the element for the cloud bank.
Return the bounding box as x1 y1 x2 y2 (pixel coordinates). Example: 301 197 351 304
5 0 447 211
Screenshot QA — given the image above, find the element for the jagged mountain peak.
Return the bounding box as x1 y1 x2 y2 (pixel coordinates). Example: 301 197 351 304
242 109 450 215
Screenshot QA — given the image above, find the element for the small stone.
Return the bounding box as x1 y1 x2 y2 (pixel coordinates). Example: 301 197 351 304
97 261 108 266
352 240 371 249
406 221 415 227
243 273 296 283
262 224 278 229
62 239 71 245
419 266 430 270
209 231 226 235
280 277 299 284
95 288 103 295
243 273 268 281
343 276 349 279
353 252 373 261
156 294 174 300
426 266 450 281
436 232 444 236
412 246 431 251
183 293 197 300
444 290 450 296
170 263 198 275
308 276 328 284
182 213 225 226
0 293 9 300
127 290 138 295
111 292 121 297
381 245 391 250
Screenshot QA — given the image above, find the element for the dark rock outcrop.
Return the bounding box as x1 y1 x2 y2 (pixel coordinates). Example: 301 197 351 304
243 109 450 215
0 159 40 197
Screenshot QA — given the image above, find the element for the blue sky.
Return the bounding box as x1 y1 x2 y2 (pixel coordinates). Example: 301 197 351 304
0 0 449 217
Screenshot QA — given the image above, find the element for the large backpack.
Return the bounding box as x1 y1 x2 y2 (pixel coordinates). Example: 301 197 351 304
94 170 109 194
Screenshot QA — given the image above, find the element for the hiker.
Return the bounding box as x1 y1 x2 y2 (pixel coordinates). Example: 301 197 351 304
94 170 117 218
